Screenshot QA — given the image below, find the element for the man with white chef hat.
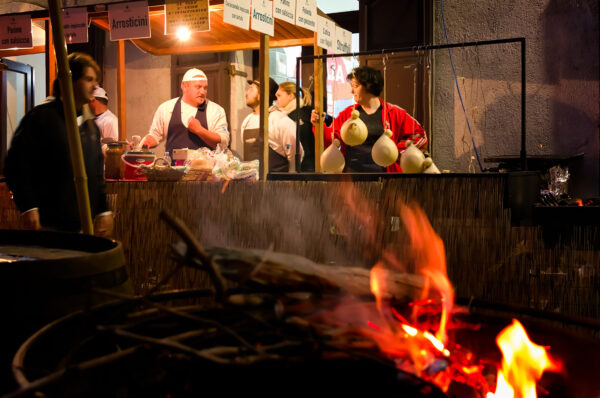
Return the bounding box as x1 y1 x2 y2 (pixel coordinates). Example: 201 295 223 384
139 68 230 156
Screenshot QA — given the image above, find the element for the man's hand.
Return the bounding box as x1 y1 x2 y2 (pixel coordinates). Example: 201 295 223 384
21 209 41 230
188 117 208 136
94 212 114 238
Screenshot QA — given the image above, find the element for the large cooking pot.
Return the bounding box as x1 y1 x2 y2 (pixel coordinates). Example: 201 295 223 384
0 229 132 393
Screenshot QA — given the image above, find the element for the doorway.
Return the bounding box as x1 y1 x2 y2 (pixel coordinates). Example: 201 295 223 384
0 57 34 176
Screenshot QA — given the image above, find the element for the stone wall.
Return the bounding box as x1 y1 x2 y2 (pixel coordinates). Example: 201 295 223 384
432 0 599 197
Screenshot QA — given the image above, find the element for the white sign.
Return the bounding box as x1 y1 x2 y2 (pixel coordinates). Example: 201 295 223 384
317 15 334 52
63 7 88 44
165 0 209 35
335 25 352 54
223 0 251 30
251 0 274 37
108 1 151 41
0 14 32 50
295 0 316 32
273 0 295 24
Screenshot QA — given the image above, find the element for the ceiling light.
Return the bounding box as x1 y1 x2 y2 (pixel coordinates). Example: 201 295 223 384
176 26 191 41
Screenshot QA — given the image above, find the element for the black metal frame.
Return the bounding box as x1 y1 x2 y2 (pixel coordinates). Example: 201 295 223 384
293 37 527 172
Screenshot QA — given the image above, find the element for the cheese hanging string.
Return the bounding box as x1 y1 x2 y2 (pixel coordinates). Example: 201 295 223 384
412 52 418 142
382 53 389 132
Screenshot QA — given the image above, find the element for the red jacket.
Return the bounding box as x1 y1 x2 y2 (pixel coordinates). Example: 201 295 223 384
322 99 427 172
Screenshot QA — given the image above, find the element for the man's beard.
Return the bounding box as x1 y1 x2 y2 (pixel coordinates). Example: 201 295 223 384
246 98 259 108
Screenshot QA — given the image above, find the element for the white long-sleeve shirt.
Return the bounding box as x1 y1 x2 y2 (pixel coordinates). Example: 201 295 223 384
241 108 303 171
146 98 230 148
95 109 118 141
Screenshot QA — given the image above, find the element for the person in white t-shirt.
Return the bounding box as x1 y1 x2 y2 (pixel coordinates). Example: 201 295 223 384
241 78 302 173
89 86 118 150
139 68 230 156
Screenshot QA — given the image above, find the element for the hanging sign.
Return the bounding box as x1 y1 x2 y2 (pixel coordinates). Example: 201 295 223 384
295 0 316 32
63 7 88 44
334 25 352 54
223 0 251 30
251 0 274 37
273 0 295 24
108 1 151 41
0 14 32 49
165 0 209 35
317 15 334 52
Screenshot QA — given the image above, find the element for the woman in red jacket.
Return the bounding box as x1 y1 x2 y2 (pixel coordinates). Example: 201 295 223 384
311 65 427 172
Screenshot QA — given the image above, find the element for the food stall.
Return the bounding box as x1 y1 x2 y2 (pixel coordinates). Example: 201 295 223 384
0 0 598 326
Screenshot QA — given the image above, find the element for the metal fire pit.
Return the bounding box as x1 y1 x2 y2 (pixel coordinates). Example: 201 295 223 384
10 289 448 397
7 289 600 398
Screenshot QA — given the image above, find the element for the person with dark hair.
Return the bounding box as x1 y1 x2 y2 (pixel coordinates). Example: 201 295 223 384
4 52 113 236
241 78 302 173
275 81 315 172
311 65 427 172
89 86 119 147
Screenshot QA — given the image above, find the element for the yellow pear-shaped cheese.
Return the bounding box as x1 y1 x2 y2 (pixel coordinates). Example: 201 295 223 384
423 157 441 174
400 140 426 173
340 109 367 146
372 129 398 167
321 138 345 173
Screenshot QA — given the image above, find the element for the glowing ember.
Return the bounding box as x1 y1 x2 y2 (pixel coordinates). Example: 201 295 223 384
487 319 561 398
320 199 563 396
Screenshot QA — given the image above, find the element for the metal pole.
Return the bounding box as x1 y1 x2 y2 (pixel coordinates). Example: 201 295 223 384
47 0 94 235
295 56 301 172
520 38 527 171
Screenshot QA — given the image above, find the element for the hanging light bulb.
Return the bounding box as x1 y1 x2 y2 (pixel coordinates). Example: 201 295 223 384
176 26 191 41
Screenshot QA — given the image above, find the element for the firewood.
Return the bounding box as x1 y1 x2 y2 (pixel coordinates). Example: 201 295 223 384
206 246 425 300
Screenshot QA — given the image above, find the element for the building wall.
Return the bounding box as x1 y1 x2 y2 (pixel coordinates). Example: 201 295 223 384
432 0 599 197
103 39 172 155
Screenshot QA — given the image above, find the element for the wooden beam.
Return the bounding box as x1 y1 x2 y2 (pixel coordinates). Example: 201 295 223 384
48 0 93 235
313 33 324 173
116 40 126 141
0 46 45 58
259 33 269 180
46 19 55 97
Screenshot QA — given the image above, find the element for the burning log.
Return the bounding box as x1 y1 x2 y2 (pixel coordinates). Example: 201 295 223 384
205 245 425 300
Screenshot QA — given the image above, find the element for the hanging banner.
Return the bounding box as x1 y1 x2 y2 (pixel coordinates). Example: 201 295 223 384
295 0 316 32
165 0 209 35
223 0 251 30
251 0 274 37
334 25 352 54
63 7 88 44
317 15 334 52
0 14 32 50
273 0 295 24
108 1 151 41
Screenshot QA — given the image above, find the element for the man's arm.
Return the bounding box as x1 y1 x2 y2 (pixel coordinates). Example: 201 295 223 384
4 114 40 215
188 102 230 149
187 117 222 149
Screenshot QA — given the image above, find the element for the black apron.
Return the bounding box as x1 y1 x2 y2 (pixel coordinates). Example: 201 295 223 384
243 127 289 175
166 98 210 156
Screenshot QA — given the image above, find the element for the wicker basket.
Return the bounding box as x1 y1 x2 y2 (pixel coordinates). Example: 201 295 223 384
181 167 213 181
141 159 186 182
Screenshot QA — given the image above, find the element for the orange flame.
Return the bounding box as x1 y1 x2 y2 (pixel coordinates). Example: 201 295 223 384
398 203 454 344
488 319 561 398
364 204 456 388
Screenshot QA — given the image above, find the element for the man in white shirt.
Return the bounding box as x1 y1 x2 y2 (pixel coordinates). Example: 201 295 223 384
139 68 229 155
89 86 118 146
241 78 301 173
